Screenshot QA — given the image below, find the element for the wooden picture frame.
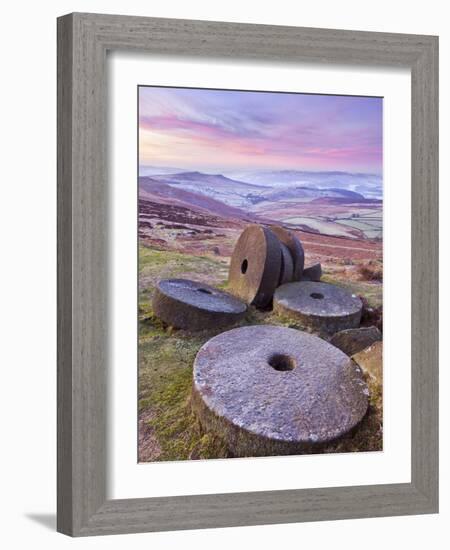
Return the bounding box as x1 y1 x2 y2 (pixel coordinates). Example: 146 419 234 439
57 12 438 536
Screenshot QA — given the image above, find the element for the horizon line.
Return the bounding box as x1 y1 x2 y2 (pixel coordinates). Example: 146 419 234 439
138 165 383 177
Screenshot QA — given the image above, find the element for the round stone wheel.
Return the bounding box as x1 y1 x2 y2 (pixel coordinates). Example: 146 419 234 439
152 278 247 331
228 225 282 308
192 325 369 457
279 243 294 285
274 281 363 333
269 226 305 280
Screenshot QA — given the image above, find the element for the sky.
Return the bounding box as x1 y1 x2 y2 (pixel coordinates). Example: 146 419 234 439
139 86 382 174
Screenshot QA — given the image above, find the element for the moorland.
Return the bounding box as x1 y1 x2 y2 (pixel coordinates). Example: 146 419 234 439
138 168 383 462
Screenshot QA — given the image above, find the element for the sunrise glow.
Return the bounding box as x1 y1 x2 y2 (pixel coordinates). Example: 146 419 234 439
139 86 382 174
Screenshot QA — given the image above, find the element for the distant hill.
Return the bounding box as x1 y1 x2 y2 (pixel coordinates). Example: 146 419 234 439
151 171 266 190
224 169 382 199
138 169 382 241
259 186 366 203
139 177 259 221
144 170 381 207
149 171 267 208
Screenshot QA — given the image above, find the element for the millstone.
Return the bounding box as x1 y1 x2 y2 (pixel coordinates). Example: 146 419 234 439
228 225 282 307
192 325 369 457
270 225 305 280
152 278 247 330
279 243 294 285
273 281 363 333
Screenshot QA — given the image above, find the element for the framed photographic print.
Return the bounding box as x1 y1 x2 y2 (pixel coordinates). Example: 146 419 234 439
57 13 438 536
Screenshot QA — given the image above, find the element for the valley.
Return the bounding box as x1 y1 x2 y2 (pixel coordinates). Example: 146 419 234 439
139 168 383 263
140 168 382 242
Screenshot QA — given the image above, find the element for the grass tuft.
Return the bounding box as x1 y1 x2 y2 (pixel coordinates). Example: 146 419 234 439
357 262 383 282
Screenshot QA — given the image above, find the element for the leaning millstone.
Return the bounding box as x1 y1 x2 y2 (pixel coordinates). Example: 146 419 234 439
301 263 322 281
330 326 382 356
352 341 383 382
152 278 247 331
273 281 363 333
270 226 304 280
279 243 294 285
228 225 282 308
192 325 369 457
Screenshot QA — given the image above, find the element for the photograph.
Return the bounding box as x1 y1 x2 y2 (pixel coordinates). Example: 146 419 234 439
138 86 383 462
1 1 442 542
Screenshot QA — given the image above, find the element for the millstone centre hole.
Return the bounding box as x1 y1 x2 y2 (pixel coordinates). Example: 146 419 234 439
241 259 248 274
310 292 324 300
268 353 296 372
197 288 212 295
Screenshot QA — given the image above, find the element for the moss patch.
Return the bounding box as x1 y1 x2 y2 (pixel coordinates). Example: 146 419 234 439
138 310 231 461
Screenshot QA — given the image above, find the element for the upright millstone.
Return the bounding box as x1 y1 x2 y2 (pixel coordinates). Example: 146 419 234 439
228 225 282 308
192 325 369 457
273 281 363 333
269 226 305 280
152 278 247 331
279 243 294 285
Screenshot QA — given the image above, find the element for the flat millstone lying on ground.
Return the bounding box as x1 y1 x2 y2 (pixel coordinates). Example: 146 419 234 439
228 225 281 308
152 278 247 331
273 281 363 333
192 325 369 457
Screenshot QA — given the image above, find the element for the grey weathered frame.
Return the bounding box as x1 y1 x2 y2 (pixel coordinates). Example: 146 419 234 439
57 12 439 537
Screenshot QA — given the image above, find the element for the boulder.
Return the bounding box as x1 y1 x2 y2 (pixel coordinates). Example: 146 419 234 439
330 326 381 356
359 295 383 332
352 341 383 382
301 263 322 282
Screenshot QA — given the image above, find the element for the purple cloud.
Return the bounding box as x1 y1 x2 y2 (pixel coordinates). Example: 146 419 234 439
139 86 383 173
